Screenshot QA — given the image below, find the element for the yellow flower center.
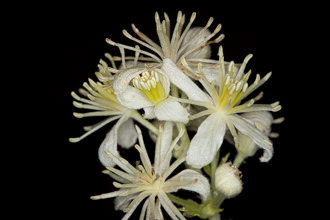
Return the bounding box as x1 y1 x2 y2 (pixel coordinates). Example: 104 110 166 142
216 74 249 112
133 70 166 104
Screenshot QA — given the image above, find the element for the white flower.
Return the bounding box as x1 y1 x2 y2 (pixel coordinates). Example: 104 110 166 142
105 11 222 103
106 11 223 64
174 46 282 168
70 57 138 167
112 66 189 123
91 123 210 220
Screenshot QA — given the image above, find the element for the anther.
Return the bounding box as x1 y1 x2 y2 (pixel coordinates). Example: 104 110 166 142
236 81 243 91
225 75 231 85
140 81 151 90
242 83 248 92
228 84 236 95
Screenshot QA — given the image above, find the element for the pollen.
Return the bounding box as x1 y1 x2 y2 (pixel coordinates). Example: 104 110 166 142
133 70 166 104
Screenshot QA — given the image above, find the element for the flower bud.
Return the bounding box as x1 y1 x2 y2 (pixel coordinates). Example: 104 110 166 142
181 27 212 59
215 162 242 198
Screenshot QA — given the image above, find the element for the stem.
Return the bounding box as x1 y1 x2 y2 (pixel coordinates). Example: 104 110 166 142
233 152 246 168
167 193 201 212
130 110 159 135
210 150 220 190
211 191 225 210
171 83 179 98
209 213 220 220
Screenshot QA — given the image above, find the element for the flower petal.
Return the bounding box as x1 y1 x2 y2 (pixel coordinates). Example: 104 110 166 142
116 85 154 109
155 121 174 175
114 193 137 211
98 113 130 167
154 99 189 123
187 112 226 169
159 121 174 161
142 106 156 119
229 114 273 162
162 58 211 103
164 169 211 201
117 118 137 149
112 67 145 94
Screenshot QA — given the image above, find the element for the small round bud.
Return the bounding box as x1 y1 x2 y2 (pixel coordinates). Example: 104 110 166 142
181 27 212 59
215 162 243 198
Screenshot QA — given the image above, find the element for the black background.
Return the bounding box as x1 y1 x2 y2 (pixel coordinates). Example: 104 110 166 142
22 2 305 219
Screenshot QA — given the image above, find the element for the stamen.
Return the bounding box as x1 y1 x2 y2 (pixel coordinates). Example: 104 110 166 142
228 84 236 95
225 74 231 85
243 83 248 92
236 81 243 91
273 117 285 124
235 54 253 80
132 70 166 104
135 125 153 176
131 24 163 53
155 12 171 58
133 78 142 89
106 38 162 62
69 116 120 143
122 29 164 58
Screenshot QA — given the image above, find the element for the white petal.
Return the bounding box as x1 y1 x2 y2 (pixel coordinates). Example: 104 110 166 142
114 193 137 211
241 111 273 136
187 112 226 169
229 114 273 162
164 169 211 201
159 121 174 160
116 85 154 109
156 121 174 175
154 99 189 123
112 67 145 94
98 113 130 167
142 106 156 119
117 118 137 149
154 199 163 220
162 58 211 103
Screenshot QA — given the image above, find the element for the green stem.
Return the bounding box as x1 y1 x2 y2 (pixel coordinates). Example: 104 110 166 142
167 193 201 212
171 83 179 98
233 152 246 168
210 150 220 191
130 110 159 135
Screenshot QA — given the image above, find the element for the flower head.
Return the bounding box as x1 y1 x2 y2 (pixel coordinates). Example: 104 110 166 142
91 123 210 220
112 65 189 123
69 55 138 167
105 11 223 105
175 46 282 168
106 11 223 64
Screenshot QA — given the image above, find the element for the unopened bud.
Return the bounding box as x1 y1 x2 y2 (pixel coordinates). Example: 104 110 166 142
215 162 242 198
181 27 212 59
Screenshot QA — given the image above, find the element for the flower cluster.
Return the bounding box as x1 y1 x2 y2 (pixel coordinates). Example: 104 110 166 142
70 11 283 219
